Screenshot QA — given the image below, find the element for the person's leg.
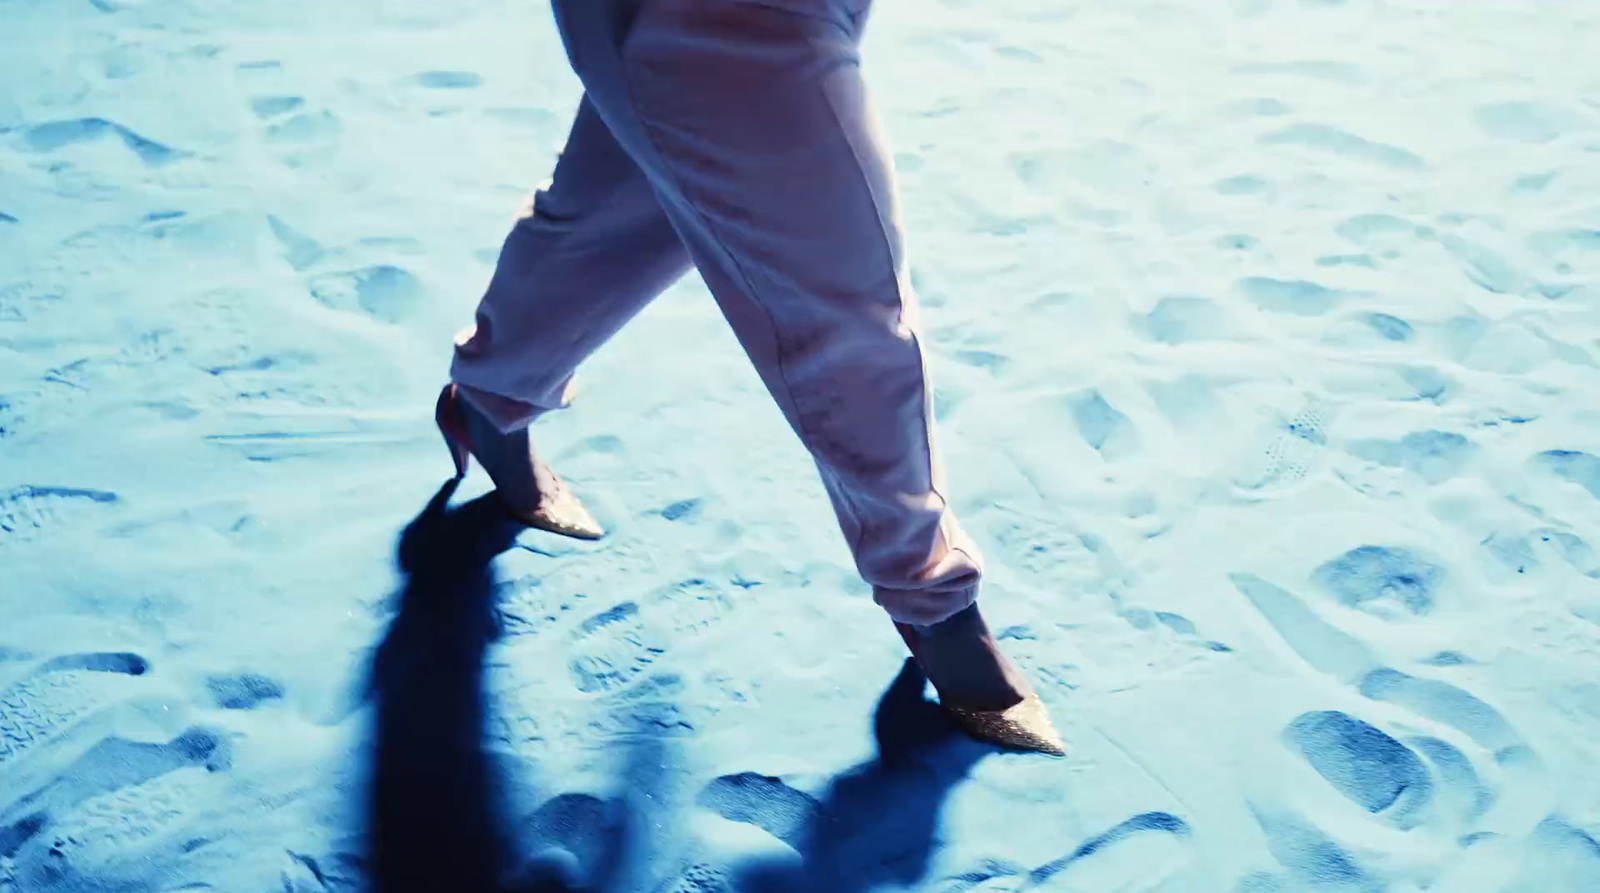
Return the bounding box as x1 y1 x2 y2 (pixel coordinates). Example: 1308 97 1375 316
444 94 691 522
450 95 692 433
554 0 1039 711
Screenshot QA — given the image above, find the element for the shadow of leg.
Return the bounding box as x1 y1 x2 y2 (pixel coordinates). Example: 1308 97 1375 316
367 480 549 893
721 659 981 893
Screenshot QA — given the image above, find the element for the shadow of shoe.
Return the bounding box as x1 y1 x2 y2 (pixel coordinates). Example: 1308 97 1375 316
717 658 982 893
367 480 552 893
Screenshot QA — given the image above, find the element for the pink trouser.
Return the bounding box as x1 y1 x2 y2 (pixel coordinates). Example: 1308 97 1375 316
449 0 983 625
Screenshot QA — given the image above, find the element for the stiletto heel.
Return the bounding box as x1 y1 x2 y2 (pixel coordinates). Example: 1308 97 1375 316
432 383 606 541
435 385 471 480
894 620 1067 756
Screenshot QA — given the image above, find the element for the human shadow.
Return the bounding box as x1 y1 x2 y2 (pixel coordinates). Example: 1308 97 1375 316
366 479 579 893
707 658 987 893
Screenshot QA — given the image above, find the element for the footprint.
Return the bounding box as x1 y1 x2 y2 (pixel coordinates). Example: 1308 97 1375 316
0 653 149 770
1397 366 1449 403
1216 233 1264 252
17 118 186 167
1318 255 1377 270
1068 390 1139 460
265 110 341 145
658 499 704 523
645 579 734 641
4 727 225 822
1144 296 1232 344
567 603 663 695
1233 872 1288 893
1284 712 1431 828
1220 98 1292 119
1439 234 1530 295
1530 450 1600 499
1408 736 1494 823
1475 102 1574 144
26 764 218 880
1215 175 1271 196
1534 528 1600 578
1 727 225 890
522 792 623 883
1237 277 1352 316
0 213 16 225
413 71 482 89
1358 669 1523 756
1260 124 1425 171
987 516 1100 585
1499 816 1600 891
1334 213 1417 247
1346 428 1480 482
266 215 325 272
1235 398 1333 492
249 95 304 119
652 862 734 893
696 773 818 851
1145 374 1219 427
1231 574 1374 683
1360 313 1412 342
205 673 283 710
0 486 120 546
1027 812 1192 889
952 350 1010 376
307 265 423 324
1311 546 1446 616
1250 804 1380 893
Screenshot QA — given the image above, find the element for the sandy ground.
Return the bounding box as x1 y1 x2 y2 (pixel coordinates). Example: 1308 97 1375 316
3 0 1599 890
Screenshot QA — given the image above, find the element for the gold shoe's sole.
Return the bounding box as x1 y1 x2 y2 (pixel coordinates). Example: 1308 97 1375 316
944 693 1067 756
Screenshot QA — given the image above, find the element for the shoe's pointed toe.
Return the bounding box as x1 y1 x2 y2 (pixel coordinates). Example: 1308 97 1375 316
517 481 606 541
944 693 1067 756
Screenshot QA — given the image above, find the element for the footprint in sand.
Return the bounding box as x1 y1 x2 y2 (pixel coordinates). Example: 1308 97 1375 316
249 95 304 119
1248 803 1380 893
1259 123 1425 172
565 579 735 695
931 812 1192 892
307 265 423 324
266 215 325 272
1143 296 1234 344
1358 669 1525 758
16 118 187 167
1237 277 1354 317
1284 711 1432 829
0 486 120 548
204 673 284 711
265 110 341 146
1067 389 1139 460
1534 528 1600 579
1408 736 1495 824
1024 812 1192 891
1234 569 1535 824
1 728 229 889
1357 313 1412 342
696 773 818 851
1438 234 1531 295
1234 397 1333 493
1475 101 1577 145
1530 450 1600 500
1498 816 1600 891
520 792 624 884
568 602 663 695
412 70 483 89
0 653 149 773
1310 545 1447 617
